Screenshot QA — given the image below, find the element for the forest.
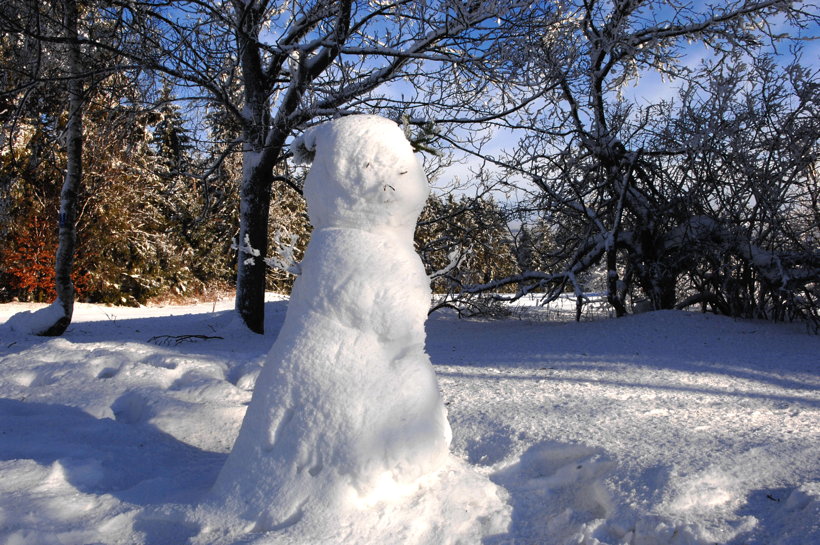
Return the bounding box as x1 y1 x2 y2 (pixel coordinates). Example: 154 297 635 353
1 0 818 333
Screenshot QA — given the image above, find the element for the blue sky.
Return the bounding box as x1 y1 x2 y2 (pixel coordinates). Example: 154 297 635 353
428 3 819 197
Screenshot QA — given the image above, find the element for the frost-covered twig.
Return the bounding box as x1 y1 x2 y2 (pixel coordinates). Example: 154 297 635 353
148 334 224 346
264 229 302 276
429 248 465 280
231 234 261 266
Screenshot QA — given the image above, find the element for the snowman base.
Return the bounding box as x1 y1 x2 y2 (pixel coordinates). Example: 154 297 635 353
189 457 509 545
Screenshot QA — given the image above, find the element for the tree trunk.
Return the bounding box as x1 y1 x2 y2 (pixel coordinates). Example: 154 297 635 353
606 161 630 319
235 160 273 334
231 1 277 334
606 247 627 318
652 274 677 310
40 0 82 336
635 231 677 311
606 244 626 318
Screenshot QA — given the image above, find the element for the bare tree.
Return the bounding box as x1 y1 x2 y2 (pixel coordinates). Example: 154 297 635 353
0 0 88 334
654 55 820 326
451 0 819 323
42 0 84 335
100 0 530 333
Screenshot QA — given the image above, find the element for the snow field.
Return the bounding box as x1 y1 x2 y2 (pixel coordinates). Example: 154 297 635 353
1 301 818 544
429 309 819 544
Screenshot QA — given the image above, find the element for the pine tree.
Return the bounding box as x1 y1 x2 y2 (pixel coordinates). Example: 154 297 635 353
152 81 191 176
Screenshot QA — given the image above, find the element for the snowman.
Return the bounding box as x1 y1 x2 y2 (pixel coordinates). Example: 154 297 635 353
209 115 462 540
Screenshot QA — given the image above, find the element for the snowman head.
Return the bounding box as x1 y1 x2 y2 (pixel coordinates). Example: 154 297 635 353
296 115 429 232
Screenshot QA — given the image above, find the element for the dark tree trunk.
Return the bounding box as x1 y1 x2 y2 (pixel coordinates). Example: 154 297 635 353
653 274 677 310
635 230 677 311
230 0 351 333
235 161 273 334
40 0 82 336
232 1 275 334
606 247 627 317
606 159 630 319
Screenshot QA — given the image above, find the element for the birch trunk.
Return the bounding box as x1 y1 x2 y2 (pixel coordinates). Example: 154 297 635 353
40 0 82 336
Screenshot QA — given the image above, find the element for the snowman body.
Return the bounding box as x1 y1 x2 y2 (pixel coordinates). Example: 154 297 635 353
211 115 452 532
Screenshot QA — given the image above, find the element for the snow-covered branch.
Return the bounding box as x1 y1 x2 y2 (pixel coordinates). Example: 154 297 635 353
231 234 261 266
264 229 302 276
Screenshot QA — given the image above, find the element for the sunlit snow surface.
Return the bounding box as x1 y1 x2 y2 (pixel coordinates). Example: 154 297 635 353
1 299 818 544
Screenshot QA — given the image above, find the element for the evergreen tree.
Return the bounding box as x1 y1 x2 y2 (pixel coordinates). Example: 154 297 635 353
152 81 191 176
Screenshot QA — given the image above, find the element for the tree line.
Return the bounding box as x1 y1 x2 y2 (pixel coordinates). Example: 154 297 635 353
1 1 817 333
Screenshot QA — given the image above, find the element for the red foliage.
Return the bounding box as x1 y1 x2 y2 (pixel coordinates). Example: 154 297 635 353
0 213 90 302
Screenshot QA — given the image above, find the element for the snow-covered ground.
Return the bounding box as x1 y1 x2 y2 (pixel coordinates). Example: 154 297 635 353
0 297 817 544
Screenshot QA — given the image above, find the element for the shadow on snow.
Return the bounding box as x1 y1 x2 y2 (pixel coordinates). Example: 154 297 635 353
0 397 225 505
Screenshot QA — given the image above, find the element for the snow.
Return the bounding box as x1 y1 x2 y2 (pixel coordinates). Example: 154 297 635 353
1 300 817 544
205 115 505 544
295 115 429 234
4 299 67 336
